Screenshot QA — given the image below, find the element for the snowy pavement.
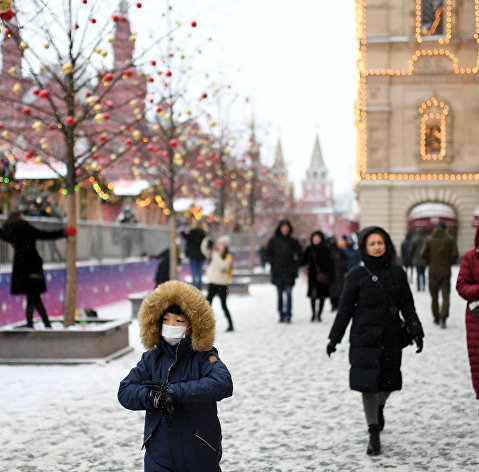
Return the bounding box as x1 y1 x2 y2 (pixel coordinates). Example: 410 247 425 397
1 269 478 471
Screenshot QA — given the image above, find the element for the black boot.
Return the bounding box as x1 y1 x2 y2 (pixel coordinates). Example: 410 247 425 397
367 424 381 456
311 313 316 322
378 405 385 431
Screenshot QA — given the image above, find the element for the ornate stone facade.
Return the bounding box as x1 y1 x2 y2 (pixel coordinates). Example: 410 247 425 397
356 0 479 254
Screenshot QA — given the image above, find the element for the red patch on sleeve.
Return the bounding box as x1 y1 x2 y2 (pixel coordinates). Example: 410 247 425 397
209 356 218 363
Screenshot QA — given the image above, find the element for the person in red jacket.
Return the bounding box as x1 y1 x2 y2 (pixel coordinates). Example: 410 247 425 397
456 224 479 404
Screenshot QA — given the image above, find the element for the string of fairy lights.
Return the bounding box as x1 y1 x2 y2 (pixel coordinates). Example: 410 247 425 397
355 0 479 183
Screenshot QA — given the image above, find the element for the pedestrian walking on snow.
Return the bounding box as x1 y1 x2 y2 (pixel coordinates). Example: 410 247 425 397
401 231 414 282
118 281 233 472
327 226 424 456
180 220 207 290
266 219 302 323
456 223 479 404
343 235 361 272
328 236 350 311
0 210 75 328
301 231 333 322
408 229 428 291
422 222 459 328
202 235 235 332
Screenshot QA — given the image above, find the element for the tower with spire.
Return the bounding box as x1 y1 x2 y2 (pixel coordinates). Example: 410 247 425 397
301 135 333 208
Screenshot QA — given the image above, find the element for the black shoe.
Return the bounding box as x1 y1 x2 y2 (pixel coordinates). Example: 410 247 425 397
317 315 322 322
440 319 446 329
279 317 284 323
311 314 316 322
433 317 439 325
378 406 385 431
285 317 291 323
226 325 234 332
367 424 381 456
26 324 34 329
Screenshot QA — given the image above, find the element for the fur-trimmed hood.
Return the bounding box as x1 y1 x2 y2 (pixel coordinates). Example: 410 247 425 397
138 280 215 352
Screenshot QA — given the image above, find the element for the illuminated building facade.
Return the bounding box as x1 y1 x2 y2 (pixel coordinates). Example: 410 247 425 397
355 0 479 254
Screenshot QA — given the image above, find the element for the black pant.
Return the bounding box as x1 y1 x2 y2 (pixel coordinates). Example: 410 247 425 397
206 284 233 328
26 292 51 327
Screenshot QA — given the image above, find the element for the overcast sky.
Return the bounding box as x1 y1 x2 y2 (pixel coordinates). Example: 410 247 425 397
131 0 358 197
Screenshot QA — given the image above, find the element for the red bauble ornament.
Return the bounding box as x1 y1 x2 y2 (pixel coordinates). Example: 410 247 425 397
162 151 168 159
104 73 113 82
112 14 119 22
126 139 133 146
166 70 172 77
91 18 96 24
137 3 142 8
66 116 74 126
1 10 14 22
33 88 40 95
191 21 197 27
22 107 31 115
169 139 177 148
201 92 207 99
147 77 154 83
106 100 114 109
156 106 163 113
40 90 49 99
124 69 132 78
82 0 87 4
103 113 110 120
92 154 99 161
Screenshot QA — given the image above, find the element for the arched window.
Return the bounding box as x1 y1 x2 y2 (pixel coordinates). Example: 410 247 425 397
416 1 452 42
417 97 451 161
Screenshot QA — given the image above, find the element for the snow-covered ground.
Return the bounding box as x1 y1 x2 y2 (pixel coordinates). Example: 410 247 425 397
1 269 477 471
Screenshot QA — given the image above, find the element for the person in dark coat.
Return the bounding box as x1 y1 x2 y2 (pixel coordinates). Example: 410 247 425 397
153 248 171 287
400 230 413 282
301 231 333 322
0 210 73 328
456 223 479 404
180 220 207 290
327 236 350 311
408 228 428 291
343 235 361 272
422 222 459 328
118 281 233 472
327 226 424 456
266 219 302 323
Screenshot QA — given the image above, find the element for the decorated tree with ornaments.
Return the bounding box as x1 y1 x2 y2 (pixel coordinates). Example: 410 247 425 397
0 0 204 325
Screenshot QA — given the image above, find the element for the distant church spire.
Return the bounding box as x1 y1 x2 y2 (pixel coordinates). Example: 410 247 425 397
309 134 325 168
274 138 285 168
114 0 134 69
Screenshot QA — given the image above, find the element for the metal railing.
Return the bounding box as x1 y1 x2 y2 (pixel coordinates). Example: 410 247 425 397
0 216 170 269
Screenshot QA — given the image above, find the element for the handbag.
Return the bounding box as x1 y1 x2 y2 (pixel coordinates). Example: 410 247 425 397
469 301 479 317
316 268 329 284
362 266 413 348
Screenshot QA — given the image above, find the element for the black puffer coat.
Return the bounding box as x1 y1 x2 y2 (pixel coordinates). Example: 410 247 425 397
181 228 206 262
0 218 65 295
301 231 333 298
266 219 302 286
328 226 424 392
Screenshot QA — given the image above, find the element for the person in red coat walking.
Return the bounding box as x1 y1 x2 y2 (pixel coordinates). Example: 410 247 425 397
456 224 479 403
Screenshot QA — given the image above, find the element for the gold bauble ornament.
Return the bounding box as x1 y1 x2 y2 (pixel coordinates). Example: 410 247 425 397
0 0 12 14
132 130 141 140
12 83 21 94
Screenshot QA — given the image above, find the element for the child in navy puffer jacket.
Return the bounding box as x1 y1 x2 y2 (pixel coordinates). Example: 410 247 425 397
118 281 233 472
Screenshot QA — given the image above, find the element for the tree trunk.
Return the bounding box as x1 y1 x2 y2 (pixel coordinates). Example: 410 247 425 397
169 213 178 280
249 224 256 271
64 190 77 326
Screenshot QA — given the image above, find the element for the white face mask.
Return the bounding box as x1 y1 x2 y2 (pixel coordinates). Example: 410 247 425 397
162 324 188 346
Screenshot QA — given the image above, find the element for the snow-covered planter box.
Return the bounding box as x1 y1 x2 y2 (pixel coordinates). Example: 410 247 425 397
0 319 132 364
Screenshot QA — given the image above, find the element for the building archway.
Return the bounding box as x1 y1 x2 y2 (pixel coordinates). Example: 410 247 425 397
408 202 458 235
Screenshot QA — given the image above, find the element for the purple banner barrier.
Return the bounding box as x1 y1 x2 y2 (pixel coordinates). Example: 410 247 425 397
0 260 160 327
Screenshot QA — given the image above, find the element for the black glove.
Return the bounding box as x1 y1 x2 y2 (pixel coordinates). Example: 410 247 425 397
144 380 175 425
414 336 423 354
326 341 337 357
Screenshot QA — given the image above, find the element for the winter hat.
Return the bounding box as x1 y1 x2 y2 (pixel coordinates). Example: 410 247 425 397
139 281 215 351
217 235 231 246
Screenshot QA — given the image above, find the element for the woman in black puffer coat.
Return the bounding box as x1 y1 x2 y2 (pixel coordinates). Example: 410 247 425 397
327 226 424 456
301 231 333 321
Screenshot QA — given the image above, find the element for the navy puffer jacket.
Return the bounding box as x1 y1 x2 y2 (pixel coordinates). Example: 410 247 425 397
118 281 233 472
